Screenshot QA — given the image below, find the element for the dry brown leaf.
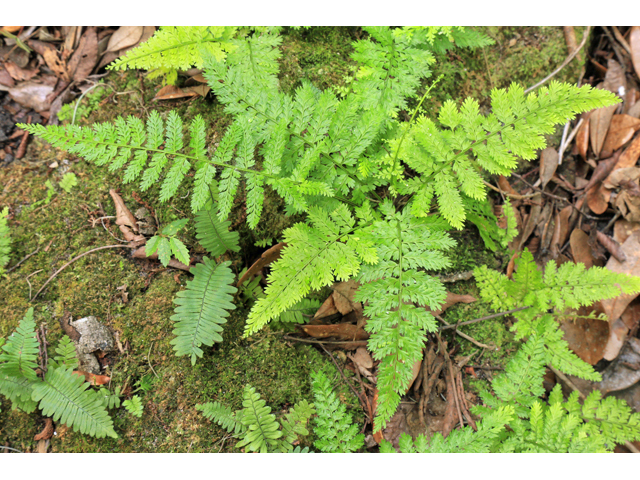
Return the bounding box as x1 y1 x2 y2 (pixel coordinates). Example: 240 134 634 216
539 147 559 188
557 205 573 247
1 26 22 33
154 85 199 101
299 323 368 341
0 67 15 88
351 346 373 369
596 231 627 263
601 230 640 320
630 26 640 80
185 85 210 97
598 337 640 394
408 359 422 390
106 26 144 53
629 101 640 120
34 418 54 441
237 242 285 287
313 295 339 320
600 114 640 159
67 27 98 82
602 59 627 97
576 116 590 160
602 317 629 361
607 134 640 176
28 39 69 81
604 167 640 222
109 189 139 232
518 193 542 250
590 101 618 159
132 245 156 260
8 80 55 112
428 291 477 316
72 370 110 385
168 258 191 271
570 229 596 268
613 219 640 244
4 61 39 82
560 304 609 365
331 280 361 315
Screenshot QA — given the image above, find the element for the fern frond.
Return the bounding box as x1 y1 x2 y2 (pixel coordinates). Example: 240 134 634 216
51 335 78 370
0 308 39 382
311 370 364 453
196 401 246 435
235 385 282 453
244 205 374 336
273 298 321 325
0 206 10 274
123 395 143 417
31 366 117 438
170 258 237 365
108 26 237 72
0 374 37 413
277 399 315 452
96 386 121 409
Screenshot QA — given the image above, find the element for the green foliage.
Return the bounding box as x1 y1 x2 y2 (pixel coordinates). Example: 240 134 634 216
123 395 144 417
146 218 190 266
311 370 364 452
0 207 10 275
59 172 78 193
197 384 314 452
51 335 79 370
0 308 39 382
170 258 236 364
194 200 240 257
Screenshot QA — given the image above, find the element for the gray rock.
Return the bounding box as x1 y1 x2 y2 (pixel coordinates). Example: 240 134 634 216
69 316 115 374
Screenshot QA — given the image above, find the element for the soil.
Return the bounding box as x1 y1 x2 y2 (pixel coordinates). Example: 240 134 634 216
0 26 583 452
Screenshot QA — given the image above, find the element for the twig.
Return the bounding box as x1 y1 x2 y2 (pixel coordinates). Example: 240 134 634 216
353 365 373 426
147 342 159 379
320 344 366 416
602 26 627 70
482 180 537 199
524 26 591 95
456 370 477 431
282 335 367 347
26 269 43 301
32 244 130 301
611 26 632 55
6 247 39 273
101 217 128 243
549 364 640 454
558 118 584 165
470 365 504 371
436 314 496 350
0 446 23 453
16 115 31 159
438 306 530 331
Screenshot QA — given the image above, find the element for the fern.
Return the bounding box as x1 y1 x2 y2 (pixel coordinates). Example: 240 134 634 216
0 206 10 275
123 395 144 417
195 200 240 257
196 400 247 435
170 258 237 364
0 308 39 382
51 335 79 370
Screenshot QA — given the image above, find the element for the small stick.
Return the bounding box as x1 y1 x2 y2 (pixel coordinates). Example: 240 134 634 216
549 364 640 454
0 446 23 453
5 247 39 273
15 115 31 159
524 26 591 95
482 180 537 199
283 335 367 347
353 365 373 426
438 332 464 430
26 269 43 301
558 118 584 165
611 26 632 55
436 314 496 350
438 306 530 331
456 370 477 431
32 244 130 301
557 121 570 165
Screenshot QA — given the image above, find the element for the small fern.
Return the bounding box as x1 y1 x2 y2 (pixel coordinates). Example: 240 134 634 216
195 200 240 257
122 395 144 418
51 335 79 370
311 370 364 453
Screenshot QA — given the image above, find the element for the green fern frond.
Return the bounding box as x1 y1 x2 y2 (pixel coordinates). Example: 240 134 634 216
123 395 144 417
0 374 37 413
277 399 315 452
170 258 237 365
96 386 121 409
235 385 282 453
197 400 246 435
311 370 364 453
51 335 78 370
0 308 39 382
273 298 321 325
244 205 374 337
31 366 117 438
107 26 238 73
0 206 11 274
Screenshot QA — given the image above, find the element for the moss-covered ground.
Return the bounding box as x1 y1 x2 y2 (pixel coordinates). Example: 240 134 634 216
0 27 581 452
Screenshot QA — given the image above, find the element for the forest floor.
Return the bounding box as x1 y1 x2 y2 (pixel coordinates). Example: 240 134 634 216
2 26 637 453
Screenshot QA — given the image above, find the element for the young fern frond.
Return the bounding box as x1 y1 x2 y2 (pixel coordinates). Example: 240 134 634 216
311 370 364 453
354 206 453 430
396 83 619 228
170 258 237 365
0 308 39 382
195 200 240 257
107 26 238 73
244 204 376 337
235 384 283 453
31 366 118 438
0 206 10 275
51 335 79 370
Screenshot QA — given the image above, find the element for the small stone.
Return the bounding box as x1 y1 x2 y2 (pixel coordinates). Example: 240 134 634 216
48 161 59 169
69 316 116 374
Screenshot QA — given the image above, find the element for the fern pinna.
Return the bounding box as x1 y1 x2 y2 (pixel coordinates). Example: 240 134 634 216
0 308 118 438
20 26 626 434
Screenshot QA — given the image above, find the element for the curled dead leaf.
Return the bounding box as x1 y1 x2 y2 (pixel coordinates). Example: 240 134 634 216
601 230 640 320
34 418 54 441
539 147 559 188
613 219 640 244
237 242 285 287
67 27 98 82
109 189 139 232
589 102 618 158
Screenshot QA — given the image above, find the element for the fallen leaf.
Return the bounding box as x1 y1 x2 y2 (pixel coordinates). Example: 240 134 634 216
518 193 542 250
313 295 339 320
604 167 640 223
576 116 590 160
557 205 573 248
299 323 369 341
602 317 629 361
560 304 610 365
106 26 144 53
598 337 640 394
607 134 640 175
602 59 626 97
0 66 15 87
596 231 626 263
332 280 361 315
4 61 39 81
621 299 640 330
351 346 373 369
1 26 22 33
629 101 640 120
589 102 618 158
72 370 110 386
600 115 640 159
109 189 139 232
8 80 55 112
428 291 477 316
34 418 54 441
613 219 640 244
570 229 596 268
408 359 422 390
28 39 69 81
67 27 98 82
539 147 559 188
153 84 203 101
237 242 285 287
601 230 640 321
630 26 640 80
